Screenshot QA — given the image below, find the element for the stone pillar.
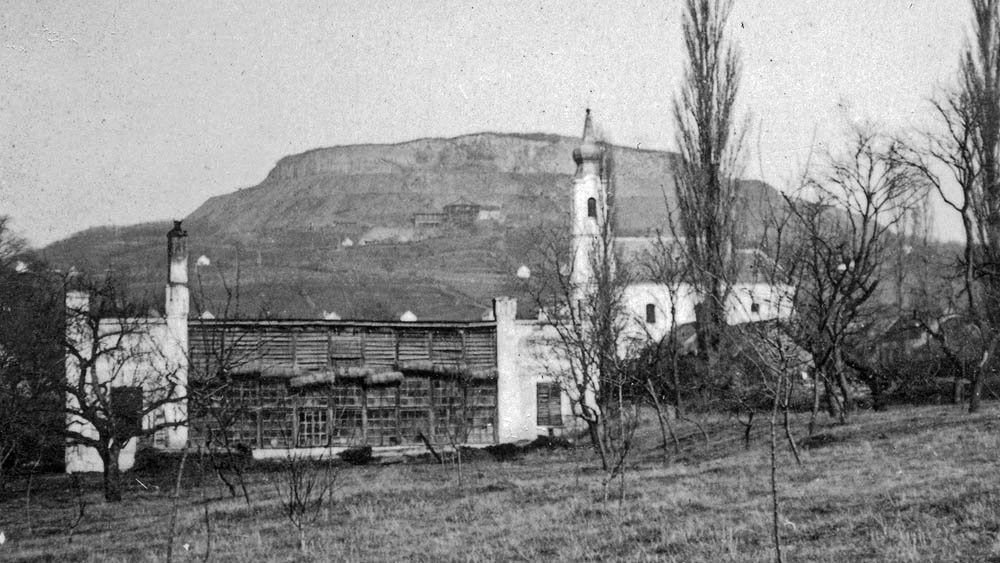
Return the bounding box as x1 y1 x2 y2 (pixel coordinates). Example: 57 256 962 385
163 221 189 449
494 297 534 442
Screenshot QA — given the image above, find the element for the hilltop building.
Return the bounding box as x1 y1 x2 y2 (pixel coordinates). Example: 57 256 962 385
64 111 791 472
477 204 503 222
442 197 481 226
411 199 502 230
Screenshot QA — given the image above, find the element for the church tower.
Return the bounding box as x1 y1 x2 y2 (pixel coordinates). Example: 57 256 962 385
570 109 611 305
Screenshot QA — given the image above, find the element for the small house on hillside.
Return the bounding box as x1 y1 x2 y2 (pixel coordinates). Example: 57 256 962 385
413 199 497 229
477 204 503 222
359 227 415 245
443 197 480 226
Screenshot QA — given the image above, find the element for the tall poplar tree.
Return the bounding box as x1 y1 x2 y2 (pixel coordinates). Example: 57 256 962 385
671 0 746 357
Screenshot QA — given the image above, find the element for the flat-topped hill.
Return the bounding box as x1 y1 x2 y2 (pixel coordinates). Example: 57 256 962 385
42 133 784 320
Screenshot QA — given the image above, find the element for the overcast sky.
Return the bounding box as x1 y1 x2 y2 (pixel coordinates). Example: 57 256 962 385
0 1 969 246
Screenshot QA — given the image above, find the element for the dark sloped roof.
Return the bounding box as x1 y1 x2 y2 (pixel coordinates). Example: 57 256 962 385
616 237 784 284
443 196 480 209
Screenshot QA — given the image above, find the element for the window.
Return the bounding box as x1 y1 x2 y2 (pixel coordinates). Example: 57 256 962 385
587 197 597 218
111 386 143 436
645 303 657 324
297 408 328 447
750 302 760 314
536 382 563 427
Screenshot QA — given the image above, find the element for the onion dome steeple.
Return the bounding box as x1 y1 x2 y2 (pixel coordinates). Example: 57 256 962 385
572 109 605 177
572 109 604 163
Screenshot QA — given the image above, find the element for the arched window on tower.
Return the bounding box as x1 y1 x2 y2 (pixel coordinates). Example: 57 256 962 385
645 303 656 324
587 197 597 218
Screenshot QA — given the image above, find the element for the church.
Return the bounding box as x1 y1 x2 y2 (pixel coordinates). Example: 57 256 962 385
64 111 792 472
568 109 793 348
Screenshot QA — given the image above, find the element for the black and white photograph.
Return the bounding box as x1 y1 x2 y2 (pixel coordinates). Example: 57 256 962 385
1 1 999 561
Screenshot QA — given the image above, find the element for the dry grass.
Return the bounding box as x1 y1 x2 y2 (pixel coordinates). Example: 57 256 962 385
3 403 1000 562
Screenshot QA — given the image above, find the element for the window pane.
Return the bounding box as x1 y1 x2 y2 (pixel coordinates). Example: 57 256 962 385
536 383 562 427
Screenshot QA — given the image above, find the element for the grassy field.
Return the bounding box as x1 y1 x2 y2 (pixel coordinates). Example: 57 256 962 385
2 403 1000 562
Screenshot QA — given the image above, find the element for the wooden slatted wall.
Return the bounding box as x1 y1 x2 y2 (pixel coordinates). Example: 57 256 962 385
295 331 328 371
464 329 496 370
362 330 396 368
187 321 499 448
259 328 294 367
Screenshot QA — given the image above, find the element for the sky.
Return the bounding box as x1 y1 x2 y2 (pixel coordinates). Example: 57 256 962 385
0 1 971 247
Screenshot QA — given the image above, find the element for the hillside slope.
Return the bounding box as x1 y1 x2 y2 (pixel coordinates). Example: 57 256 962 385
43 133 782 320
184 133 687 238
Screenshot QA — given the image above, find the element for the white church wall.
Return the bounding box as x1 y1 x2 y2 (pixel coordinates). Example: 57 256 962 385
725 282 795 325
621 282 700 345
620 281 796 351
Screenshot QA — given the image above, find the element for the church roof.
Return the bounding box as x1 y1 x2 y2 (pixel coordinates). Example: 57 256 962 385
616 237 786 285
573 108 604 164
444 196 480 208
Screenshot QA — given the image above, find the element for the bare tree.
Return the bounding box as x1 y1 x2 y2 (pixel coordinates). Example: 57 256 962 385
671 0 747 360
644 231 690 414
63 274 187 502
186 341 256 504
519 138 638 496
718 202 811 563
631 232 690 458
787 126 924 427
521 221 632 473
273 450 339 553
898 0 1000 413
187 255 258 504
722 316 805 563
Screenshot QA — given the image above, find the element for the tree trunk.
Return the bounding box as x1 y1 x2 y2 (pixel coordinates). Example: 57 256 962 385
808 374 821 436
672 349 683 419
101 445 123 503
783 402 802 466
953 365 964 405
971 334 998 414
769 387 784 563
822 375 840 419
165 448 189 563
834 354 854 418
670 311 683 418
646 378 680 457
970 365 985 414
588 420 608 471
742 411 755 449
871 381 886 412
